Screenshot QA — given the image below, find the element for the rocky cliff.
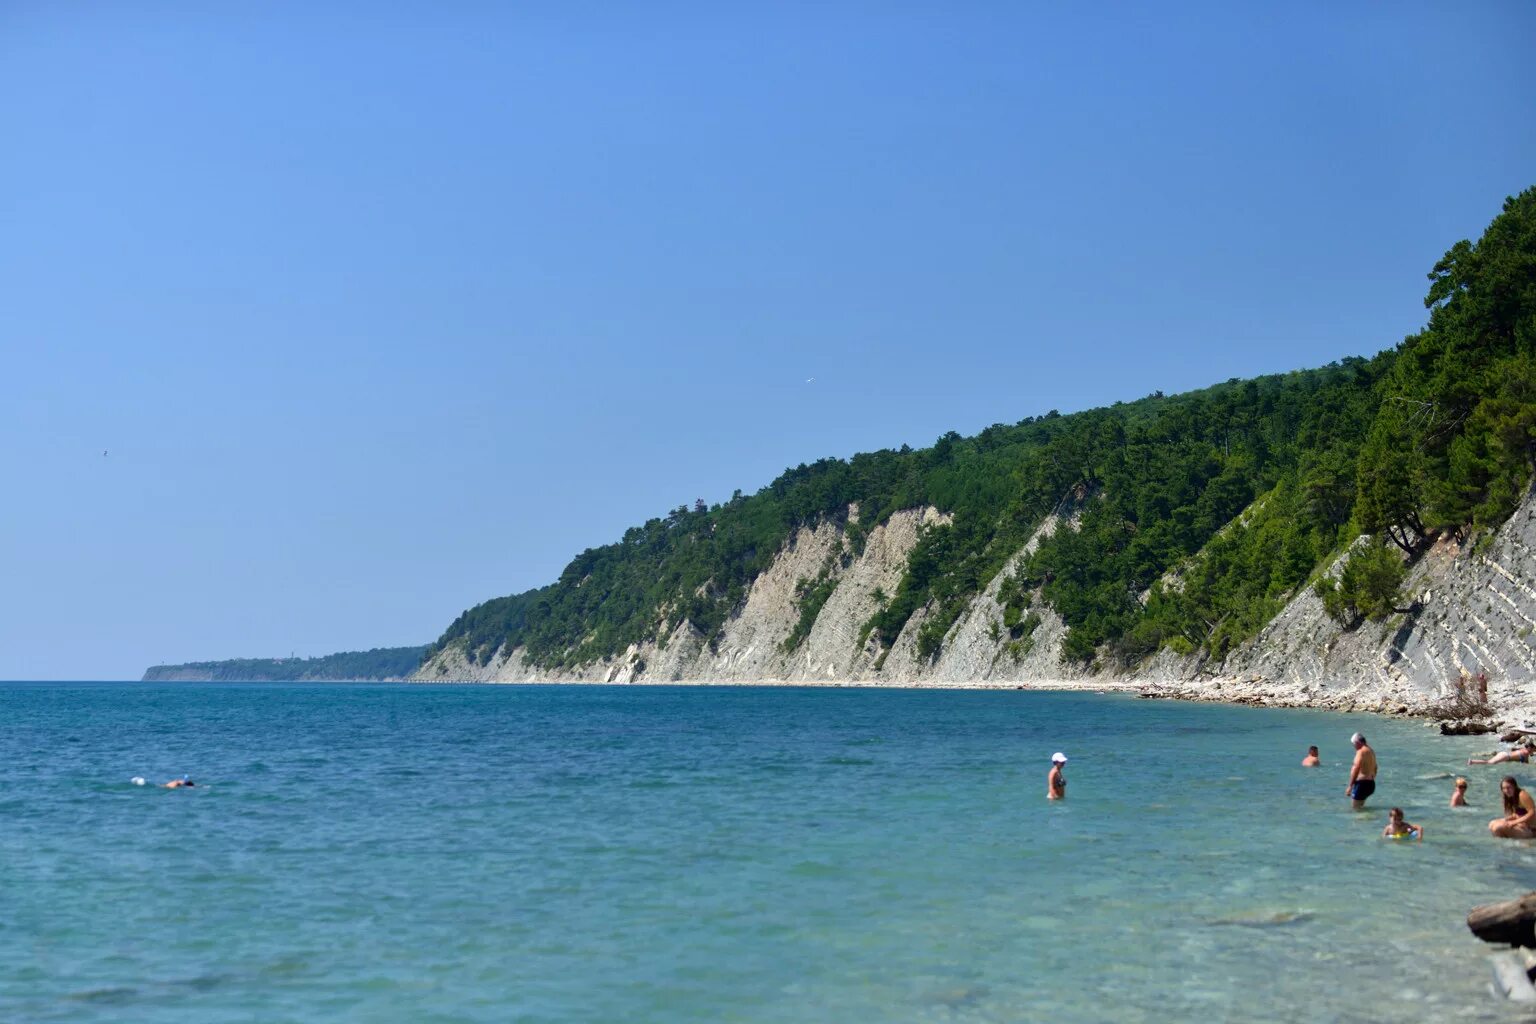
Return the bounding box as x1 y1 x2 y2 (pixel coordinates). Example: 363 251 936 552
1185 483 1536 722
412 485 1536 726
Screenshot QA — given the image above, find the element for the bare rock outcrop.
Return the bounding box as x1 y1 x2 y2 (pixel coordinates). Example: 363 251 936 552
414 483 1536 723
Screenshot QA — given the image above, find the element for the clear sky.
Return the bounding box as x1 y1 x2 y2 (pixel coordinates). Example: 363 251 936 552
2 3 1533 680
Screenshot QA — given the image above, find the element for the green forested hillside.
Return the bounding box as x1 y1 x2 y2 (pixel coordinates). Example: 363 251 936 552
142 646 428 682
427 187 1536 673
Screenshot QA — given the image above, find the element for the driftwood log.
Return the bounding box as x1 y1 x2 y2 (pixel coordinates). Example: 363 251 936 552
1441 718 1497 735
1468 893 1536 948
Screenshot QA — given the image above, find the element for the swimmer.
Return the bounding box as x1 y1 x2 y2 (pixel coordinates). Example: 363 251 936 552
1468 742 1536 765
1301 745 1320 767
164 776 195 789
1047 752 1067 800
1451 777 1469 807
1489 776 1536 839
1346 732 1377 809
1382 807 1423 841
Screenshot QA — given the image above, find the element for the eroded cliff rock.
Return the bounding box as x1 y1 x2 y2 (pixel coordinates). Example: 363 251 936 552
414 486 1536 725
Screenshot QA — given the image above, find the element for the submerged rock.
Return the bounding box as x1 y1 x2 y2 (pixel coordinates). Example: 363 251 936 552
1206 910 1315 928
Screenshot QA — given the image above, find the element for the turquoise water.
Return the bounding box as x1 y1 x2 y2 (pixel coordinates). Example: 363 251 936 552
4 683 1535 1023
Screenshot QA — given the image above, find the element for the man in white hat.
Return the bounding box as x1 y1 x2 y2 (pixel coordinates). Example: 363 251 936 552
1048 752 1068 800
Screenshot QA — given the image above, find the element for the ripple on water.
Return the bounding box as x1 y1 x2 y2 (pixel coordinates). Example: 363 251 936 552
1 683 1529 1024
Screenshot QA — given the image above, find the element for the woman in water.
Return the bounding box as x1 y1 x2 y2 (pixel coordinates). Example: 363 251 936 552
1047 752 1067 800
1450 777 1469 807
1382 807 1423 840
1489 776 1536 838
1468 742 1536 765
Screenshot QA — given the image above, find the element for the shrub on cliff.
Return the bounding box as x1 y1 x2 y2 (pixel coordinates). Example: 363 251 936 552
1314 539 1411 628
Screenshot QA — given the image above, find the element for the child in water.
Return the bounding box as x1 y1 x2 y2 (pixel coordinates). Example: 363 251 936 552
1451 777 1469 807
1382 807 1423 840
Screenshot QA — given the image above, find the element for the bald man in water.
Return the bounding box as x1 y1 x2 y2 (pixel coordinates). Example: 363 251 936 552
1346 732 1377 809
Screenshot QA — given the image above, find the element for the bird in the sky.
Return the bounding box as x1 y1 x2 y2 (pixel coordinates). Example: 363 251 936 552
102 450 108 457
806 377 815 384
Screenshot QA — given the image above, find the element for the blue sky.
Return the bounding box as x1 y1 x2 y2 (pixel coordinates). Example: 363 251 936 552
2 3 1533 679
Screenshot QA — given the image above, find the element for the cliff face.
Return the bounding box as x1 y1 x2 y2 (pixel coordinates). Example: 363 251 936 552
413 484 1536 725
413 500 1128 688
1187 483 1536 720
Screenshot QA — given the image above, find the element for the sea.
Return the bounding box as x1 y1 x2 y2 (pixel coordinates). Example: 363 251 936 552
4 682 1535 1023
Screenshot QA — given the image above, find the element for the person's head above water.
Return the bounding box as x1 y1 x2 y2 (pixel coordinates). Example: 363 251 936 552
1307 746 1319 756
1051 752 1068 765
1456 777 1468 789
1351 732 1366 748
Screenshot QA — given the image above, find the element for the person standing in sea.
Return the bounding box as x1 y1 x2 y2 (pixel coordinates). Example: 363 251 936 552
1047 752 1067 800
1346 732 1377 809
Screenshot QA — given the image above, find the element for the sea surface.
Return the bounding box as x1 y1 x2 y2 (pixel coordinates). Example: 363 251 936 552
4 682 1536 1023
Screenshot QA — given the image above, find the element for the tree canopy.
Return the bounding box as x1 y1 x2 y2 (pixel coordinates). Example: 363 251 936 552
425 186 1536 673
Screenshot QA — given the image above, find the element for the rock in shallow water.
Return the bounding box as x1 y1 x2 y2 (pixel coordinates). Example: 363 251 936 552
1440 718 1496 735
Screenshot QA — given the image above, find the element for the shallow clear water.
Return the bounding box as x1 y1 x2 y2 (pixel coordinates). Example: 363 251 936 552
4 683 1535 1023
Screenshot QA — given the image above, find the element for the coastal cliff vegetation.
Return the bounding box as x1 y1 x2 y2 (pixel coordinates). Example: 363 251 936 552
427 187 1536 674
143 646 429 682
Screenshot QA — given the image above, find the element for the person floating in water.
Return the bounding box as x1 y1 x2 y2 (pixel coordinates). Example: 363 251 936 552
1490 776 1536 839
1382 807 1423 841
1346 732 1377 809
1301 745 1320 767
164 776 195 789
1451 777 1469 807
1468 742 1536 766
1047 752 1067 800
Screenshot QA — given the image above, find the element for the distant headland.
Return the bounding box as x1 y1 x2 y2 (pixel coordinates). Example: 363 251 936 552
142 646 427 682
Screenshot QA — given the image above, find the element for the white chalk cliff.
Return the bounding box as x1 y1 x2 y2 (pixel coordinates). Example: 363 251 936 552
414 485 1536 722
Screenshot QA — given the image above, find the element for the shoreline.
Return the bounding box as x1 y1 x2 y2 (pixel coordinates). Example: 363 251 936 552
119 674 1513 730
405 674 1466 720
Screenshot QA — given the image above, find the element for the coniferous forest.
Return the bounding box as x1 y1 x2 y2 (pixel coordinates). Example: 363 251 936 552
427 187 1536 674
142 647 429 682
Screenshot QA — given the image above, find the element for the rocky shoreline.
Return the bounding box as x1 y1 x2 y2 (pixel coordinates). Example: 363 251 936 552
416 484 1536 734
